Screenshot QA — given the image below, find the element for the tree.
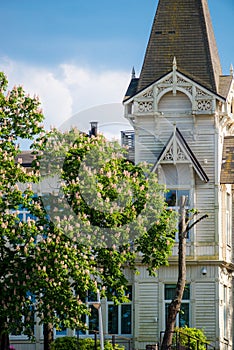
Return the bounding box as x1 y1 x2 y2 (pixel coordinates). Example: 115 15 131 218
0 70 177 350
30 128 177 349
0 72 44 349
161 196 208 349
0 75 101 349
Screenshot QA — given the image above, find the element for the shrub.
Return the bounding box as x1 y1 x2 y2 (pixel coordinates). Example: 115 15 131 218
51 337 77 350
51 336 125 350
174 327 208 350
104 341 125 350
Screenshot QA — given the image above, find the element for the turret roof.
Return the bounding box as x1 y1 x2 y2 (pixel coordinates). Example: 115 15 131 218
125 0 225 99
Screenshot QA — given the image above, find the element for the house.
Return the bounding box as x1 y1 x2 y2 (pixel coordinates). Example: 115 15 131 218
9 1 234 350
122 0 234 349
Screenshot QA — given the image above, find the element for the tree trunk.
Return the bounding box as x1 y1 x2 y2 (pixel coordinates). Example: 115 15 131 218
0 332 9 350
161 196 187 350
43 323 54 350
0 318 9 350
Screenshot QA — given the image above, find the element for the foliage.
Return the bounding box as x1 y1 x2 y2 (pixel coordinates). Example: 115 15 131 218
0 72 44 338
50 336 79 350
0 70 177 345
30 128 177 324
50 336 124 350
29 129 175 329
104 341 125 350
174 327 209 350
29 126 177 331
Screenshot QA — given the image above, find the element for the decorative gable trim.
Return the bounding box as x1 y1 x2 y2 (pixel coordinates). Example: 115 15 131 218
124 68 225 117
152 127 209 183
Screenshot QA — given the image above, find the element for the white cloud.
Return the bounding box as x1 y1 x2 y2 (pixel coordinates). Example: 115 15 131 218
59 63 130 118
0 57 131 134
60 104 132 140
0 58 72 128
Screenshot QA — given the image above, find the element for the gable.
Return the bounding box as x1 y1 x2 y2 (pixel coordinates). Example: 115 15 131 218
124 69 224 116
152 127 209 183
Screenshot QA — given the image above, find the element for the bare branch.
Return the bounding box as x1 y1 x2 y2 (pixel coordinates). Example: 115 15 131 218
186 214 208 233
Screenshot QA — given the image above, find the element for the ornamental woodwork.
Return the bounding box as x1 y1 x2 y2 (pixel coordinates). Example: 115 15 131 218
129 70 218 115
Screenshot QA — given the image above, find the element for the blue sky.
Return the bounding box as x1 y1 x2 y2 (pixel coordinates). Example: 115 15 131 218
0 0 233 133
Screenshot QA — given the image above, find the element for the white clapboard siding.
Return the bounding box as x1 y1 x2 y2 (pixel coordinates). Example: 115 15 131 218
194 282 216 338
190 134 215 181
195 183 216 243
137 282 159 339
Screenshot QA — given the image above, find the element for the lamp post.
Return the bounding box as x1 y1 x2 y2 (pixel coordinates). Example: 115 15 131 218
93 289 104 350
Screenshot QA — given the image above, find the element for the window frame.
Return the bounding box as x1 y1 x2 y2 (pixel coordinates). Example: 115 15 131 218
165 188 191 240
75 291 99 337
106 286 132 336
163 284 190 329
225 192 232 247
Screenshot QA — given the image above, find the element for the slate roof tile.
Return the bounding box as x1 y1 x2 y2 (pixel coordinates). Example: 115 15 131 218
125 0 223 99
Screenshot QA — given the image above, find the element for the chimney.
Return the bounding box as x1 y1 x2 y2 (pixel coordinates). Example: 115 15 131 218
89 121 98 137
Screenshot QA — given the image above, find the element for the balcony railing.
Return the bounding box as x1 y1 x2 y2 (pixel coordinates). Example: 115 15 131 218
159 331 215 350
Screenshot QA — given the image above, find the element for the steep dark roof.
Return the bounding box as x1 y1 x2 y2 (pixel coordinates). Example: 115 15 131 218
221 137 234 184
15 151 35 168
124 77 139 101
219 75 233 99
136 0 222 94
152 128 209 182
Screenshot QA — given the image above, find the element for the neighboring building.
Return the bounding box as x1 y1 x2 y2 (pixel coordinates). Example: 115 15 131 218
121 129 135 163
123 0 234 349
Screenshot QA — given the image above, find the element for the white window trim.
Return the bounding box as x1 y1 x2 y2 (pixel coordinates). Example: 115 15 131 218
106 287 132 336
106 301 132 336
226 192 232 247
163 284 190 329
165 188 191 241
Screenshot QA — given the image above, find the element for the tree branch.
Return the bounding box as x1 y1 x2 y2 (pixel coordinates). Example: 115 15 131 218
186 214 208 233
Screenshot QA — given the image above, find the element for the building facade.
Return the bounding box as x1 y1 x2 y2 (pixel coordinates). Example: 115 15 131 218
9 1 234 350
123 0 234 349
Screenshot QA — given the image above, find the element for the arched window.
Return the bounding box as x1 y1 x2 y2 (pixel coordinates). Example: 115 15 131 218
158 91 192 113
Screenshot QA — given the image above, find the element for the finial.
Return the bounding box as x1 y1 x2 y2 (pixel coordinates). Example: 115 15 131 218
173 56 177 71
230 64 234 77
131 67 136 79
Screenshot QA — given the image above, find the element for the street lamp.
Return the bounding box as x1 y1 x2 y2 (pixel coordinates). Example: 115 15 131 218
93 289 104 350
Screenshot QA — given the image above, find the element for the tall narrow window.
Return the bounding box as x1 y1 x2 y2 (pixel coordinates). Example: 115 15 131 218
107 286 132 335
75 290 99 336
223 285 227 338
165 189 190 240
226 193 231 247
164 284 190 328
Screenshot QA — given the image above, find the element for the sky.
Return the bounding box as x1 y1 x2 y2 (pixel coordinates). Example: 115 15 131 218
0 0 233 136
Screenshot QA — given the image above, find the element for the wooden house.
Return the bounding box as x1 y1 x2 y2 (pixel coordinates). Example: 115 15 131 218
122 0 234 349
9 1 234 350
